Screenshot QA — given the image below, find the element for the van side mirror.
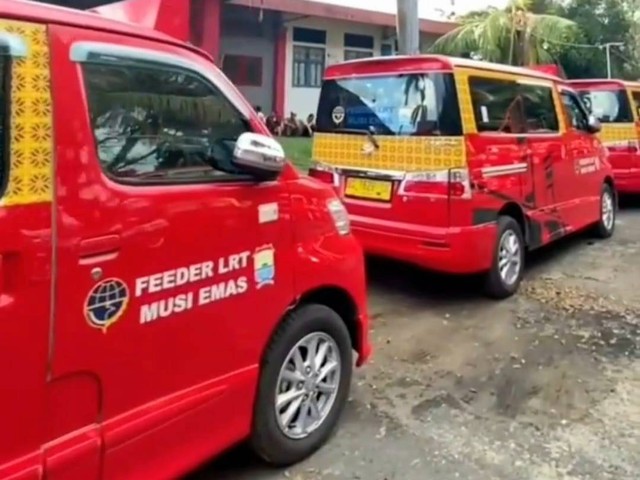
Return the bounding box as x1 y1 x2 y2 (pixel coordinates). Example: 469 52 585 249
586 114 601 134
233 132 286 180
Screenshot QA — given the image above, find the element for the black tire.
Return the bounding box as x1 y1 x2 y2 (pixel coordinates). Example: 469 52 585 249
484 216 525 299
592 183 616 239
250 304 353 467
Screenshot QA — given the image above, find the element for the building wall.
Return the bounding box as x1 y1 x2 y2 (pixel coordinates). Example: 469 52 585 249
281 17 445 118
220 5 278 113
283 17 388 117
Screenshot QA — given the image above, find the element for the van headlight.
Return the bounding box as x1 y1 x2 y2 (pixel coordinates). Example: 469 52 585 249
327 198 350 235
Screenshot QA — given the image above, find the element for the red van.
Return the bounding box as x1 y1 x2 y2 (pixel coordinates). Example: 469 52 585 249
0 2 370 478
309 55 616 298
569 79 640 194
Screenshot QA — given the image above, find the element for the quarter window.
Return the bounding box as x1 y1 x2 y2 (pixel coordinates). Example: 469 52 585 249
632 91 640 119
469 77 522 133
82 62 252 183
469 77 559 133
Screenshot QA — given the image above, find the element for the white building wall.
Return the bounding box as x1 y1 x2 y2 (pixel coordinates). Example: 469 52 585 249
283 17 387 118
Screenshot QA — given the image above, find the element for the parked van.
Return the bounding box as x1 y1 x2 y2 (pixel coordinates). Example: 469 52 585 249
569 79 640 194
309 55 616 298
0 2 371 479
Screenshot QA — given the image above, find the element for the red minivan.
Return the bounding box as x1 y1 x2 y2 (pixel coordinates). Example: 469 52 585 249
569 79 640 194
0 2 370 478
309 55 616 298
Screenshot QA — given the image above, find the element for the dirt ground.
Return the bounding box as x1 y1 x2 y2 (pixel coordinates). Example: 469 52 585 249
195 199 640 480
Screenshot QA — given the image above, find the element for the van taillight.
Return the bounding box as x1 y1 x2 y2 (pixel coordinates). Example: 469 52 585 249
309 164 338 186
399 169 470 199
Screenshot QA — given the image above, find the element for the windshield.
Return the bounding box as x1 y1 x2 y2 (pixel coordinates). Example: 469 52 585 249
316 73 463 136
576 88 633 123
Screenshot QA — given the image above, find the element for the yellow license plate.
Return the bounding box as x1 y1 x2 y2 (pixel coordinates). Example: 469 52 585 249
344 178 393 201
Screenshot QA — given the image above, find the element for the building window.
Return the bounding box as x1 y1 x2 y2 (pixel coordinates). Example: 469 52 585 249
293 27 326 45
83 61 251 183
292 45 325 88
344 33 374 50
344 50 373 61
344 33 374 61
222 55 263 87
380 43 394 56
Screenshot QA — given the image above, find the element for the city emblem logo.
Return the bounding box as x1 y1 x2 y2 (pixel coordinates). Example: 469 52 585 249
253 245 275 289
331 106 345 125
84 277 130 332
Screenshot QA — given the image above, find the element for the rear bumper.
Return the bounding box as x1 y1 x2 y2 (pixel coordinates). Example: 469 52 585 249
613 169 640 193
351 215 498 274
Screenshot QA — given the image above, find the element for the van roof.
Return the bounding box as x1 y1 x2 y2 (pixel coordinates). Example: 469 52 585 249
324 54 561 82
568 78 640 88
1 0 207 59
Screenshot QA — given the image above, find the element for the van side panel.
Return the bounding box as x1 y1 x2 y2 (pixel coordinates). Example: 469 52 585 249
0 19 52 478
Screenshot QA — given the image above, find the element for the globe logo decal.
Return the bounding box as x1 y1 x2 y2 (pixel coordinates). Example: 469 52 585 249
85 278 130 332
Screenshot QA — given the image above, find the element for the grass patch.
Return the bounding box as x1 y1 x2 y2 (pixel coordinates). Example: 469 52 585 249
277 137 312 172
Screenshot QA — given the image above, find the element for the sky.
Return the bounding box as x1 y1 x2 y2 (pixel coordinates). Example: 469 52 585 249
307 0 509 20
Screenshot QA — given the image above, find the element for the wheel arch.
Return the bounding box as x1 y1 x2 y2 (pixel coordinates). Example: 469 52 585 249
497 202 529 246
259 286 361 366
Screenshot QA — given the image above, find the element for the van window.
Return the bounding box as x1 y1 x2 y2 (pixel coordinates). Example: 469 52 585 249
316 73 463 136
519 84 559 132
561 91 590 131
469 77 559 134
576 87 633 123
469 77 523 133
0 56 8 194
631 91 640 119
83 62 252 182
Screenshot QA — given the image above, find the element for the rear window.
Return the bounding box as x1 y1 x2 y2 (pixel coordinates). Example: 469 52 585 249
576 88 633 123
316 73 463 136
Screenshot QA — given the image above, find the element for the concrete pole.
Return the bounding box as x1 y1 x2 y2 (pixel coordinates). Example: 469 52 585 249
396 0 420 55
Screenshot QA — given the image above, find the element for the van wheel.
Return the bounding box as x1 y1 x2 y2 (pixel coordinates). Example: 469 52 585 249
484 216 525 299
250 304 353 466
593 183 616 239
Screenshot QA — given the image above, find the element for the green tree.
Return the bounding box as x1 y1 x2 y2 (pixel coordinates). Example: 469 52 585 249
430 0 579 66
555 0 640 79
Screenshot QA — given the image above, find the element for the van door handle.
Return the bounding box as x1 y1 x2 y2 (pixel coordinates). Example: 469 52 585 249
79 235 121 262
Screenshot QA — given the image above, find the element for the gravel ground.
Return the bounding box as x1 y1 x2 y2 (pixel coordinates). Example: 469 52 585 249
193 199 640 480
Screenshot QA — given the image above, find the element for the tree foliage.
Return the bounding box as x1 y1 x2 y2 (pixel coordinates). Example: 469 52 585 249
429 0 640 80
430 0 580 66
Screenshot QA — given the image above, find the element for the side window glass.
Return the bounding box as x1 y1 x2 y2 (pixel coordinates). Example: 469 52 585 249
83 62 252 183
632 91 640 120
519 84 559 133
561 92 589 131
0 54 8 195
469 77 524 133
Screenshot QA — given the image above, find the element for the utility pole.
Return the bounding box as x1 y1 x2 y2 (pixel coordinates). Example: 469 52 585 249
396 0 420 55
603 42 624 79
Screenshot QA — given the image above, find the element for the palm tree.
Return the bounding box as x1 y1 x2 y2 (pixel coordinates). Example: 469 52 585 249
429 0 579 66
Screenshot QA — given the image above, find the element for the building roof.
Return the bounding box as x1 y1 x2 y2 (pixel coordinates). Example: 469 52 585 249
228 0 458 35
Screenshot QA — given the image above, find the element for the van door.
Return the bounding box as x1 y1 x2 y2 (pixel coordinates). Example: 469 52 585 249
518 81 570 240
49 27 294 479
560 90 602 226
0 22 50 480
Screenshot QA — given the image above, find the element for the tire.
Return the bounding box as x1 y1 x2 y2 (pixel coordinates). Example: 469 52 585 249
484 216 525 299
592 183 616 239
250 304 353 467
